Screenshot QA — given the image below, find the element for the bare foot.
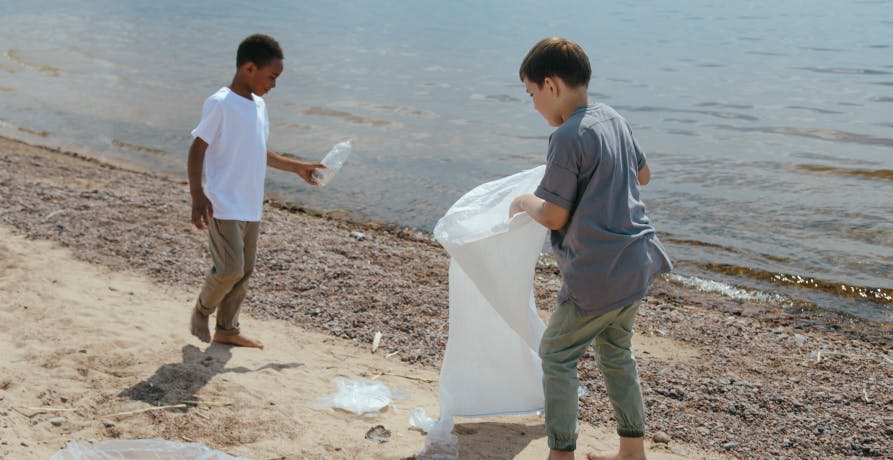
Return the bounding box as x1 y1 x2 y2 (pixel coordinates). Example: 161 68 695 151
586 436 646 460
547 450 575 460
190 309 211 343
213 332 264 349
586 454 612 460
586 454 645 460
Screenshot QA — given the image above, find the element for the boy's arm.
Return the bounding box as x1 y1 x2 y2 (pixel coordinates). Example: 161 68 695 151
187 137 213 230
637 163 651 186
509 194 570 230
266 150 326 186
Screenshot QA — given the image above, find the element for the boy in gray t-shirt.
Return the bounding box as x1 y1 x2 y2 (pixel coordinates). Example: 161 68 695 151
510 37 672 460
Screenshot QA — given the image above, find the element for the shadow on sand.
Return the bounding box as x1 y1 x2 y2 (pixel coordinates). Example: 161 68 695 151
454 421 547 459
119 343 302 411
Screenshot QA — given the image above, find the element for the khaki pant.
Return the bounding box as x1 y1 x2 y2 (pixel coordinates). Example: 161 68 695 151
194 219 259 336
539 300 645 451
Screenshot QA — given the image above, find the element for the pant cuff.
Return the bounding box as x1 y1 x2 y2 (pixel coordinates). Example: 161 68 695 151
617 428 644 438
195 301 213 317
215 326 240 336
548 435 576 452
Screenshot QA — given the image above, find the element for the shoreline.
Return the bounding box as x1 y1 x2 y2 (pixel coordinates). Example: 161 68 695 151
1 135 891 458
9 133 893 329
8 129 892 326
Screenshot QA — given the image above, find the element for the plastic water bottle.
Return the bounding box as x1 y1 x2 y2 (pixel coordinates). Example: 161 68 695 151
312 140 351 186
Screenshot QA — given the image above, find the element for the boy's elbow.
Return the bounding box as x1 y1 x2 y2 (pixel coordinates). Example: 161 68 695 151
544 220 565 231
541 210 569 230
637 163 651 186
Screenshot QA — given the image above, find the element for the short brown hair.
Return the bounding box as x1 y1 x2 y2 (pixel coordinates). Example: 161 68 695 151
519 37 591 88
237 34 284 68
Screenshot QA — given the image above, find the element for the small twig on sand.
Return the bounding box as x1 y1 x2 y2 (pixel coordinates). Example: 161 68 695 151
43 210 65 221
101 404 187 418
382 372 436 383
14 407 78 418
180 400 233 407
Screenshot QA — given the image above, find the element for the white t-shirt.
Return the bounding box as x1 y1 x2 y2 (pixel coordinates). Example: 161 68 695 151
191 86 269 222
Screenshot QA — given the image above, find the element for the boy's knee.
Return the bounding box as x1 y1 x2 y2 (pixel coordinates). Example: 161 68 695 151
539 344 578 369
539 339 560 361
213 267 245 284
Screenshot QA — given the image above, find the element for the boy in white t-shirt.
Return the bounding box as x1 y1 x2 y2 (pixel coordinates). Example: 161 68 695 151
187 34 324 349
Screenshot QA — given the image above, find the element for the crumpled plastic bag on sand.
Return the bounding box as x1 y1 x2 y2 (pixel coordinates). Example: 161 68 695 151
314 376 408 416
50 439 247 460
410 408 459 460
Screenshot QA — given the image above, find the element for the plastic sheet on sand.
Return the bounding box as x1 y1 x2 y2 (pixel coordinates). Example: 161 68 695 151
51 439 248 460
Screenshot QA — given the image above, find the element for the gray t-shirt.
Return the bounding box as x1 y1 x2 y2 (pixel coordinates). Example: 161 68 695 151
535 103 672 317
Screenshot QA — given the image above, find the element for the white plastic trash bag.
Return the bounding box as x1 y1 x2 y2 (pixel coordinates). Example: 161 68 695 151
51 439 247 460
423 165 549 457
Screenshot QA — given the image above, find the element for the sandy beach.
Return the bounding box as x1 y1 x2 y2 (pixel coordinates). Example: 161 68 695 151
0 136 890 459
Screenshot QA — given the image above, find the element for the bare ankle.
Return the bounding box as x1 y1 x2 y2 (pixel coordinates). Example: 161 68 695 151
587 437 646 460
548 449 575 460
213 332 264 349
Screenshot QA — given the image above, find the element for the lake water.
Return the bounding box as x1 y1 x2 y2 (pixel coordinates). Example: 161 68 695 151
1 0 891 322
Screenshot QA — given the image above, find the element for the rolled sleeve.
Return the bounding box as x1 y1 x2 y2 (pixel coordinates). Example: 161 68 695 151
535 162 577 210
535 133 580 210
627 123 646 170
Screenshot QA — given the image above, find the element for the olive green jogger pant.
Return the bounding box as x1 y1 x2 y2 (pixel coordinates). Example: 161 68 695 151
539 300 645 451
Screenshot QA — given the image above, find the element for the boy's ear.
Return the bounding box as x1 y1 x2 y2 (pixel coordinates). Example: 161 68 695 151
543 76 560 96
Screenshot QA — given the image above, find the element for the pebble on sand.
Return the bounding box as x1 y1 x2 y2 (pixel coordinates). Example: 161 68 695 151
365 425 391 443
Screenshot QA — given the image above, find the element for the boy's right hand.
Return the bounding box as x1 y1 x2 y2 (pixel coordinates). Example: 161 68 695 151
191 192 214 230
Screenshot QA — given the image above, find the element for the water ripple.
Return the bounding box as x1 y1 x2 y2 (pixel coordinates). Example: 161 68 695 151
786 106 843 114
798 66 891 75
6 49 61 76
303 107 393 127
710 124 893 147
615 105 758 121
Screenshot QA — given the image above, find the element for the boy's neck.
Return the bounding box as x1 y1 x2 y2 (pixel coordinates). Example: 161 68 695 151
557 86 590 123
228 75 253 100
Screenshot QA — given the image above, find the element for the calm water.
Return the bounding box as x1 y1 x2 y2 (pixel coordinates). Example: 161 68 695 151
1 0 891 322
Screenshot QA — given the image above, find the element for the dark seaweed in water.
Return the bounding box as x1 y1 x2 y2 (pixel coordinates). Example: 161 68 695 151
793 164 893 182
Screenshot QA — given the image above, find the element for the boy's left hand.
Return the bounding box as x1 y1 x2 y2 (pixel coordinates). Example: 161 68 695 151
509 195 525 218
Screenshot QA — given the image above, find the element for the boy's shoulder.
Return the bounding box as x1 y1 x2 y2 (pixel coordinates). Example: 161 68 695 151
554 104 624 138
206 86 231 102
582 103 624 124
203 86 265 109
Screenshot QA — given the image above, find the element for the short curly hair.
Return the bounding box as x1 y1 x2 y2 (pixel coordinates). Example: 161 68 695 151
236 34 284 68
519 37 591 88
